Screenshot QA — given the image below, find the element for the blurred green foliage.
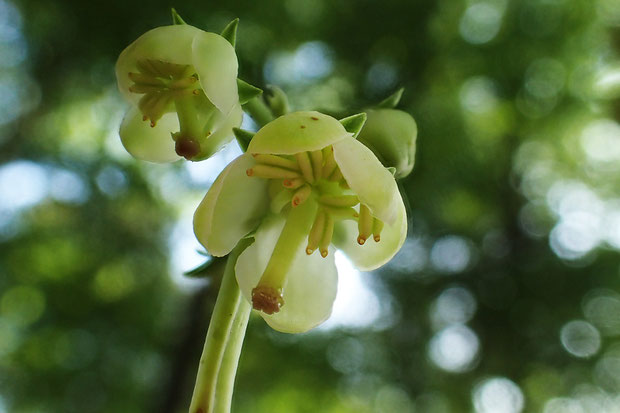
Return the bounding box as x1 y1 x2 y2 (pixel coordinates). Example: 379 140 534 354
1 0 620 412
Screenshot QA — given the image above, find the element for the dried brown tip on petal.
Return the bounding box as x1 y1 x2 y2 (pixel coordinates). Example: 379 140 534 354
300 125 306 129
320 249 328 258
175 137 200 160
357 236 366 245
252 286 284 315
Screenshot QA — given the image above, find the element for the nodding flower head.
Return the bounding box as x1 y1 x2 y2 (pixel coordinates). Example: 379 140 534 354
115 25 242 163
194 111 407 333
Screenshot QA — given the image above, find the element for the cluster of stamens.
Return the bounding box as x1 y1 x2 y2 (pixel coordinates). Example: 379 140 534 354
127 58 202 127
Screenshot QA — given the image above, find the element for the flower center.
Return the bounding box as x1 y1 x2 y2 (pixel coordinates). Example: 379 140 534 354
245 139 386 314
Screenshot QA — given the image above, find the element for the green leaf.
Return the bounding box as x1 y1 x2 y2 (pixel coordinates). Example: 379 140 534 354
378 87 404 108
233 127 255 152
171 8 187 25
339 113 367 138
237 78 263 104
221 18 239 47
265 85 290 117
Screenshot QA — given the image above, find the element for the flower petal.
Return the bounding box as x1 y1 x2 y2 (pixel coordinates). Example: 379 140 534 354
193 153 270 256
119 107 181 163
194 103 243 161
332 191 407 271
333 137 400 224
235 214 338 333
192 31 239 115
116 25 204 107
248 111 352 155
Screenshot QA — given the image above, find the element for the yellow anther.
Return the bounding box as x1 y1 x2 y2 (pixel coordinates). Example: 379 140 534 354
358 204 373 245
322 146 338 178
319 195 359 208
372 218 384 242
292 184 312 207
322 206 359 220
329 167 344 182
253 154 299 171
283 177 305 189
246 164 301 179
295 152 315 184
306 210 326 255
319 214 334 258
310 150 323 182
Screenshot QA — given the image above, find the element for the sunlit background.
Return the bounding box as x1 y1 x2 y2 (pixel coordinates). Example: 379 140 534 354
1 0 620 411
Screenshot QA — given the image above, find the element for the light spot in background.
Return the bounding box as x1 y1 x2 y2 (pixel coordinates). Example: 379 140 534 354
320 252 385 330
430 286 477 329
459 2 505 45
430 235 471 274
49 168 90 204
546 181 603 218
264 41 333 86
326 336 365 374
387 238 428 275
594 347 620 391
365 61 399 95
560 320 601 358
1 285 46 327
428 324 479 372
184 140 243 186
473 377 524 413
460 76 499 113
583 290 620 336
581 119 620 164
0 319 19 356
0 160 48 211
525 58 566 100
549 213 602 260
92 261 135 302
52 329 98 370
374 385 415 413
95 166 127 197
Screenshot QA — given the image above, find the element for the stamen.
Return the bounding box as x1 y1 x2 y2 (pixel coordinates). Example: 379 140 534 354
322 206 359 220
319 214 334 258
357 204 373 245
292 184 312 207
283 178 305 189
295 152 315 184
319 195 359 208
322 146 338 178
247 164 301 179
310 150 323 182
128 84 163 94
328 167 344 182
128 72 163 86
251 286 284 315
372 218 384 242
253 154 299 171
306 210 326 255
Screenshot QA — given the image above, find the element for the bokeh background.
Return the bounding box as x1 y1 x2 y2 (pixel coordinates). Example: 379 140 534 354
1 0 620 411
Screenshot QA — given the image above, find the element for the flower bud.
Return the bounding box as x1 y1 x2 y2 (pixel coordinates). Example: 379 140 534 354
357 109 417 179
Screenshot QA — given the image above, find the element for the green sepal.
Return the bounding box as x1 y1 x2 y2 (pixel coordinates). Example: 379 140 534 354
237 78 263 105
265 85 290 117
184 256 227 278
171 8 188 25
339 113 367 138
387 167 397 176
233 127 256 152
221 18 239 47
377 87 404 109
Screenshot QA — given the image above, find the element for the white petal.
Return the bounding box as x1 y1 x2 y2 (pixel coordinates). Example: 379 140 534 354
116 25 204 107
119 107 181 163
248 111 352 155
192 31 239 115
333 137 400 224
333 191 407 271
235 215 338 333
193 154 270 256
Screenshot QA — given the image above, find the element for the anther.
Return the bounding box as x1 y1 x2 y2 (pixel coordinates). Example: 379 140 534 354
306 210 326 255
319 214 334 258
251 286 284 315
322 206 359 220
246 164 301 180
192 89 200 95
283 177 305 189
142 115 148 121
372 218 384 243
292 185 311 207
358 204 373 245
150 120 157 127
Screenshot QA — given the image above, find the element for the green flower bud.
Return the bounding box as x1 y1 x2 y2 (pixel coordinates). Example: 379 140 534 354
115 25 242 162
357 109 418 179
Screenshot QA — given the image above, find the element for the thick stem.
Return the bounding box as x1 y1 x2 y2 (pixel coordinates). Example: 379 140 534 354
242 96 275 127
188 238 252 413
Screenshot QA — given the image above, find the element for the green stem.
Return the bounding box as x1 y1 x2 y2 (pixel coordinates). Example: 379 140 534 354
188 238 253 413
242 96 275 127
176 95 204 138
